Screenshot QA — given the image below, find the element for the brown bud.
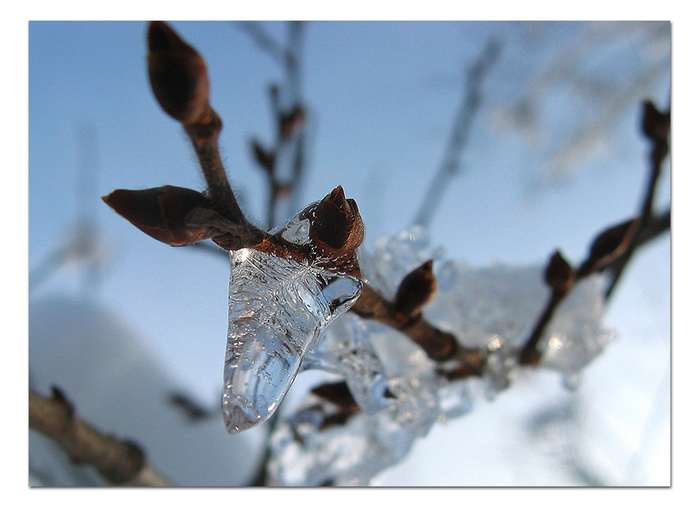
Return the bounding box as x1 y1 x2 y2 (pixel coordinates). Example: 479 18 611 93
544 250 574 293
308 186 364 252
49 386 75 418
169 392 210 420
394 260 437 317
103 185 218 246
279 104 306 140
147 21 211 125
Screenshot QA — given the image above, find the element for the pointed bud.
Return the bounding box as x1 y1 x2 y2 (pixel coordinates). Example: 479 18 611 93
103 185 218 246
147 21 211 125
309 186 364 252
544 250 574 293
394 260 437 317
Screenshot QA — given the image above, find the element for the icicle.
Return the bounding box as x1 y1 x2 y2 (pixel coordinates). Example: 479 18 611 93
222 203 363 433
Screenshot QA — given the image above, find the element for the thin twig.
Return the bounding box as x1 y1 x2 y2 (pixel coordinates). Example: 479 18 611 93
413 39 501 228
242 22 308 230
605 100 670 299
29 387 170 486
238 21 287 66
351 283 487 371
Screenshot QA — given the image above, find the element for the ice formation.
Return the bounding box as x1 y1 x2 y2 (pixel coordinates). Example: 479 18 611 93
264 226 615 485
222 207 362 433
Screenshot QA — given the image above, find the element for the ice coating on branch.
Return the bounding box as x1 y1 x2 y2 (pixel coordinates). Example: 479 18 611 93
268 398 419 486
359 226 442 300
265 228 615 485
222 206 362 434
304 313 390 414
427 261 549 349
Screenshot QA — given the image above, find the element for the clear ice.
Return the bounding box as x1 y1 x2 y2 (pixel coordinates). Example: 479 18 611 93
304 313 390 415
222 209 362 433
264 228 616 485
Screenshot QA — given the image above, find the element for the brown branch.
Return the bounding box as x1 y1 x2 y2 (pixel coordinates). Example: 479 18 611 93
605 99 670 299
518 99 670 366
351 283 487 373
29 387 170 486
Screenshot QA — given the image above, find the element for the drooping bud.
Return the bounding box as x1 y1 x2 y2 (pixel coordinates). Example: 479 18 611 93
102 185 218 246
394 260 437 317
147 21 211 125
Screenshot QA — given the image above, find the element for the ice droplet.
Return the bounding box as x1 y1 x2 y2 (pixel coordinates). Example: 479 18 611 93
222 208 362 433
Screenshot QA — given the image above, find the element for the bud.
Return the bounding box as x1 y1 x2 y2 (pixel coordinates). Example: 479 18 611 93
103 185 217 246
310 381 357 409
642 100 670 142
308 186 364 252
394 260 437 316
147 21 211 125
544 250 574 293
279 104 306 140
250 139 276 174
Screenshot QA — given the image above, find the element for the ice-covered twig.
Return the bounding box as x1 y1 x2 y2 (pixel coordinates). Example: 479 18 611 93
352 279 486 372
519 217 640 365
29 387 170 486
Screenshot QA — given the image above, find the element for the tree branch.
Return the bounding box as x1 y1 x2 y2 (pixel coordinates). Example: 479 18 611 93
29 387 170 486
413 38 501 228
605 100 670 299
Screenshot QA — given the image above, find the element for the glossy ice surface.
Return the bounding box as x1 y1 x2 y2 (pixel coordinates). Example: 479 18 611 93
222 211 362 433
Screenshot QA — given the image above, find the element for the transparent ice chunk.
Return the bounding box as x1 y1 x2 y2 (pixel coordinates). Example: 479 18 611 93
359 225 443 300
267 400 419 486
541 274 614 376
222 210 362 434
304 313 390 414
426 260 548 349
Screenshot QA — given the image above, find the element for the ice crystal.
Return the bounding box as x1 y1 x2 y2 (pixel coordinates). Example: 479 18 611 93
222 208 362 433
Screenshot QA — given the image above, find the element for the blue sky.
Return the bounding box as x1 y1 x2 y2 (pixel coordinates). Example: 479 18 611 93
27 20 672 486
